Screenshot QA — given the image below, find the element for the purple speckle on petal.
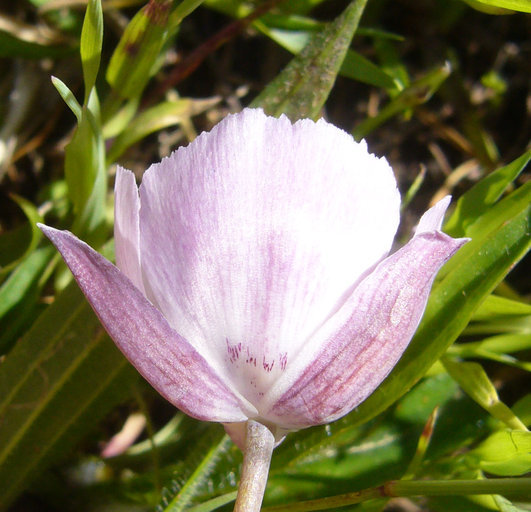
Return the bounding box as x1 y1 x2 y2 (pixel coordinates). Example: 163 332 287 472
263 356 274 372
280 353 288 370
226 338 242 363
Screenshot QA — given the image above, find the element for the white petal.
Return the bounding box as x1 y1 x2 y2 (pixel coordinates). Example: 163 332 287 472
114 167 145 294
136 109 400 406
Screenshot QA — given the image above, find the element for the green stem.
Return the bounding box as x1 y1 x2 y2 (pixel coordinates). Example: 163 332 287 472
262 478 531 512
234 420 275 512
389 478 530 496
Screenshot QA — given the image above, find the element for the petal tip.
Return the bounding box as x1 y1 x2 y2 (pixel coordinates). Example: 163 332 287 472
38 223 64 243
415 196 453 235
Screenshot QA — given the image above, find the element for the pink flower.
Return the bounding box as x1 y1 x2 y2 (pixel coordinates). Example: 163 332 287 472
40 109 467 448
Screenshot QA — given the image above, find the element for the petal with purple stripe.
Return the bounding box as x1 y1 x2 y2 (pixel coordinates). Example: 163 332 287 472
135 109 400 405
264 227 468 428
39 224 256 423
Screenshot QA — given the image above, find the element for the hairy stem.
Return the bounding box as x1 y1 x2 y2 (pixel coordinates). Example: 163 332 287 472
234 420 275 512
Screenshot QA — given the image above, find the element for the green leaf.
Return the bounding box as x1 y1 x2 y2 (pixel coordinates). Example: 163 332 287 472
254 20 396 90
461 0 531 13
161 433 233 512
470 294 531 321
186 491 238 512
51 75 82 122
0 30 72 59
448 334 531 372
169 0 207 28
513 395 531 426
0 246 55 353
373 36 410 93
341 48 397 90
464 317 530 336
53 11 106 235
0 282 138 510
442 359 527 430
470 430 531 476
102 97 140 139
106 97 220 163
251 0 368 120
344 182 531 430
493 495 528 512
63 105 97 210
444 150 531 238
352 62 451 139
64 92 107 242
80 0 103 102
106 0 172 100
10 195 43 255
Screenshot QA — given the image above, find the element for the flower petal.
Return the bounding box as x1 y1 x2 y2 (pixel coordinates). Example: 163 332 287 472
38 224 255 423
222 422 247 451
114 167 145 294
135 108 401 405
263 227 468 428
415 195 451 234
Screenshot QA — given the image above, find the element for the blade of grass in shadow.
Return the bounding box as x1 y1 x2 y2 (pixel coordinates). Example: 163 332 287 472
352 62 451 140
251 0 368 120
0 246 55 354
160 429 236 512
0 281 138 510
147 0 284 105
0 195 43 276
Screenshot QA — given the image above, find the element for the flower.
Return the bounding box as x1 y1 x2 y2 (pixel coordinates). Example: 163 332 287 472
40 108 467 448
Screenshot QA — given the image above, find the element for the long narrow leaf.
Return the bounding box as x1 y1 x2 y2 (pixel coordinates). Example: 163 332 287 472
80 0 103 102
0 246 55 354
0 195 43 276
252 0 368 120
0 283 137 510
106 0 172 100
444 150 530 238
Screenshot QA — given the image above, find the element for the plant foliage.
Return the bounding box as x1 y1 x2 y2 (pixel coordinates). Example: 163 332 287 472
0 0 529 510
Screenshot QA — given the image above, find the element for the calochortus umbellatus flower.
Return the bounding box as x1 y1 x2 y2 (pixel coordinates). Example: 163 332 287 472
40 108 467 510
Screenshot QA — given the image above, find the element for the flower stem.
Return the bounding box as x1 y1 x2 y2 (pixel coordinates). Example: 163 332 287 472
234 420 275 512
261 477 531 512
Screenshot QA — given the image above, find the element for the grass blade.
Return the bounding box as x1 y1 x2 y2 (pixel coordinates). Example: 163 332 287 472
252 0 368 120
